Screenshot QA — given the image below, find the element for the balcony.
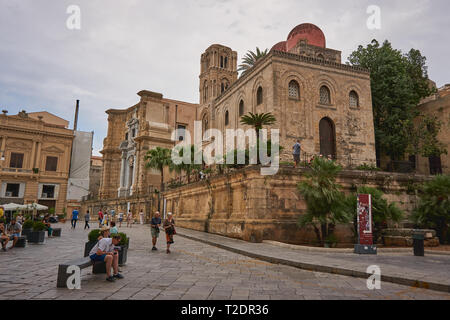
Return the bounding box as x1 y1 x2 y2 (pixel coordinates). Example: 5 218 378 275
1 168 32 174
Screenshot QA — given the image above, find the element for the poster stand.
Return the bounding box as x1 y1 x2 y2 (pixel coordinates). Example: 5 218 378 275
354 194 377 255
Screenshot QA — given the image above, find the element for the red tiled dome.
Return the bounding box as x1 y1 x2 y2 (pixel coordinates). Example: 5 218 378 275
270 41 287 52
286 23 326 51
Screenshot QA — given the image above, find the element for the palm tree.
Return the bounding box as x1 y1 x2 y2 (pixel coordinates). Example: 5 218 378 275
240 112 276 164
171 144 203 183
237 47 269 76
144 147 173 210
297 157 352 247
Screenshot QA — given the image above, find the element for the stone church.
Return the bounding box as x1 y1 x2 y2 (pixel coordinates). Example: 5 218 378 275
94 23 377 219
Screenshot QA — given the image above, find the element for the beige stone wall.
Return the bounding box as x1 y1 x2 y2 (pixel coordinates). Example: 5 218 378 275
415 85 450 174
164 166 426 246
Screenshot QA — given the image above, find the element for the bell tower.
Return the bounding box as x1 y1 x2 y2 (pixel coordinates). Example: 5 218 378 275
199 44 238 106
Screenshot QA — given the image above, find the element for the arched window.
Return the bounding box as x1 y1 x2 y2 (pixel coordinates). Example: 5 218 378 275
349 90 359 107
256 87 263 105
202 114 209 137
224 57 228 69
221 83 225 93
239 100 244 116
225 110 229 126
319 117 336 159
319 85 331 104
203 81 208 103
288 80 300 99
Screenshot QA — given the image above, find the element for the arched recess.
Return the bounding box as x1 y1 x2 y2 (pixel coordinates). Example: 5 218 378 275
319 117 336 159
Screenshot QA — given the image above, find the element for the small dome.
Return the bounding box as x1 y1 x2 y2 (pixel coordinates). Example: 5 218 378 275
270 41 287 52
286 23 326 51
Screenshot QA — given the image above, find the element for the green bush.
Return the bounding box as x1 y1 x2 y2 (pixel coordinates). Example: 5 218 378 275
88 229 101 242
0 217 6 224
23 220 34 229
411 175 450 244
325 234 338 247
118 232 129 246
32 221 47 231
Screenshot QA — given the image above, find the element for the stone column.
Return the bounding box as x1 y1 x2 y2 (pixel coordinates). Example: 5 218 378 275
0 136 6 168
30 141 36 169
35 142 42 169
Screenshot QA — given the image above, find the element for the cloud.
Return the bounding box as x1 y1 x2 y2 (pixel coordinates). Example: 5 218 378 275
0 0 448 156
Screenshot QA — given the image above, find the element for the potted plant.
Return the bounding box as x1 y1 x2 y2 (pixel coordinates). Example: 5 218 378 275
117 232 129 266
32 167 39 174
28 221 46 243
57 208 66 223
21 220 34 239
84 229 101 257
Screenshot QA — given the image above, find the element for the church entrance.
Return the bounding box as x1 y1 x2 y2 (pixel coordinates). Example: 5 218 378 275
319 117 336 159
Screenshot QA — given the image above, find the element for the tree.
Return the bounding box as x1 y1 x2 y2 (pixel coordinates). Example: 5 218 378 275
240 112 276 164
297 157 352 246
345 186 403 243
237 47 268 77
411 175 450 244
144 147 173 210
348 40 441 162
407 114 447 158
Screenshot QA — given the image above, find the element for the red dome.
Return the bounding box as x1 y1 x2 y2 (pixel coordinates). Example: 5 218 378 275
271 41 287 52
286 23 325 51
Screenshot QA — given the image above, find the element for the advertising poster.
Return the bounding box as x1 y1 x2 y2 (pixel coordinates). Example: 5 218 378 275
357 194 373 245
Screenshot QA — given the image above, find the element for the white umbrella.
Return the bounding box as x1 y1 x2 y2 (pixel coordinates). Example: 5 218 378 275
22 203 48 211
0 203 23 211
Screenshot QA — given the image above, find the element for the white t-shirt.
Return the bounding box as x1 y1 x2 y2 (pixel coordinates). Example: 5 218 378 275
119 212 124 219
89 238 116 256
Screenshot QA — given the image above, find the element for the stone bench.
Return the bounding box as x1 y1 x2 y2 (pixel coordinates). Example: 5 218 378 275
57 256 106 288
52 228 62 237
15 236 27 248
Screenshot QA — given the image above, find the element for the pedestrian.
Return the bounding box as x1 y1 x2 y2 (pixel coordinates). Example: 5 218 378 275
127 210 133 228
139 209 144 225
292 139 301 168
88 235 124 282
150 211 162 251
163 212 176 254
71 208 79 229
98 209 104 228
106 213 110 226
110 209 116 223
118 211 124 227
84 210 90 229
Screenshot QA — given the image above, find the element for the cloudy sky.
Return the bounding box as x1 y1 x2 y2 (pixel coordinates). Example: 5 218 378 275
1 0 448 155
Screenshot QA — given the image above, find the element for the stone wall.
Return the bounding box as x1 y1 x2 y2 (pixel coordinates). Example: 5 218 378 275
164 165 428 247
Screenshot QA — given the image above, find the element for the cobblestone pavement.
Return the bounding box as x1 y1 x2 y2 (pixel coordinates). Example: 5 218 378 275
0 223 449 300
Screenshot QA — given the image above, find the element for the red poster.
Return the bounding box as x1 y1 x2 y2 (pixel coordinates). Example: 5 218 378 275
357 194 373 245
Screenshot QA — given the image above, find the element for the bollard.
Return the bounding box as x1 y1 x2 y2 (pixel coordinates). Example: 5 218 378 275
412 232 425 256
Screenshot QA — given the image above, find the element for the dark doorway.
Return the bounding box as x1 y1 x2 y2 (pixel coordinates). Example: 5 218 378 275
429 156 442 175
319 117 336 159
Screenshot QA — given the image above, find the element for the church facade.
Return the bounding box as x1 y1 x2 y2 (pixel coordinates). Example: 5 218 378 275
93 23 377 220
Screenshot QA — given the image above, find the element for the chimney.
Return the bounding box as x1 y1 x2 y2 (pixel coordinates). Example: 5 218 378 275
74 100 80 131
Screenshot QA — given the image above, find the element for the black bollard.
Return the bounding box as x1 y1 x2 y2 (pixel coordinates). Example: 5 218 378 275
412 232 425 256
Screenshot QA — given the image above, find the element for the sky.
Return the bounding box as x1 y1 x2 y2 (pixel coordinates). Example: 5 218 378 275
1 0 449 156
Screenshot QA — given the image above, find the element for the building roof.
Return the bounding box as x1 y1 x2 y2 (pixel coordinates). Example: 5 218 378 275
271 23 326 52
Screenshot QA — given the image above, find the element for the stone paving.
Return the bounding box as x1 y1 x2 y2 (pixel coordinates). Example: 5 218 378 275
0 222 449 300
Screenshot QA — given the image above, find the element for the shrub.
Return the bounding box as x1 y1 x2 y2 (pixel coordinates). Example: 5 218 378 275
325 234 338 248
0 217 6 224
411 175 450 244
32 221 47 231
88 229 101 242
118 232 129 246
23 220 34 229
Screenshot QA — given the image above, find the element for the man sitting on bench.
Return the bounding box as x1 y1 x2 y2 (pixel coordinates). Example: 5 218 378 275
88 234 124 282
8 219 22 250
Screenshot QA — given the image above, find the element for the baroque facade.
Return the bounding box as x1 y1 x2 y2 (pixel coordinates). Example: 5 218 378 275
92 23 377 219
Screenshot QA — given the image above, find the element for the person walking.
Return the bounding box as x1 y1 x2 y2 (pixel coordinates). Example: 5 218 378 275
292 139 302 168
127 210 133 228
84 210 90 230
163 212 176 254
118 211 124 227
150 211 162 251
139 209 144 225
98 209 104 228
71 208 79 229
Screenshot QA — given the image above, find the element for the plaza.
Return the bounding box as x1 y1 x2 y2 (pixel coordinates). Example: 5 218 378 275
0 222 449 300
